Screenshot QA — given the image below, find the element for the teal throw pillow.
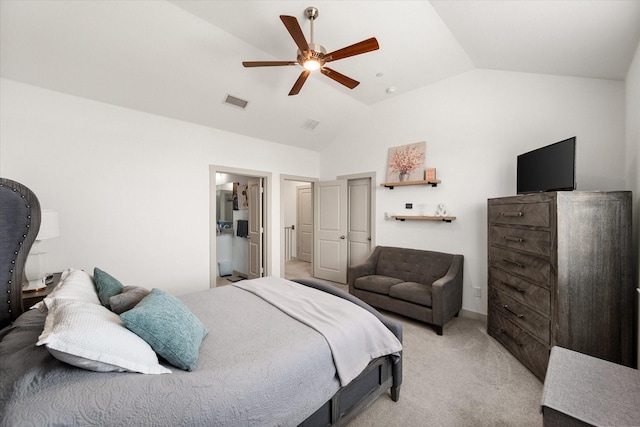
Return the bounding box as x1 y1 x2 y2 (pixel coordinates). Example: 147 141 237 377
94 268 124 308
120 288 208 371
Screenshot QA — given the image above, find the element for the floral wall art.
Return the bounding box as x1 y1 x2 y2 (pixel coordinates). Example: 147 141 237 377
386 141 426 182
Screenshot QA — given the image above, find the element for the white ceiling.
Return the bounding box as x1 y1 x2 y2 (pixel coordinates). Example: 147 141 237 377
1 1 639 151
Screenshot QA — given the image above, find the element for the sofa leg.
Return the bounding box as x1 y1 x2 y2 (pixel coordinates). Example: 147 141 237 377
454 311 459 317
434 325 443 336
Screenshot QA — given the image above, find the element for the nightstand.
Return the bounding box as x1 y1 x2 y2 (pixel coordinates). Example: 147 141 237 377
22 272 62 308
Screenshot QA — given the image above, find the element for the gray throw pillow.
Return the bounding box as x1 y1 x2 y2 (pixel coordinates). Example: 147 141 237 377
109 286 150 314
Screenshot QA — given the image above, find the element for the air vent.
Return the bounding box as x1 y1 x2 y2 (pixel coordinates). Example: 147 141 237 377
223 94 248 109
302 118 320 130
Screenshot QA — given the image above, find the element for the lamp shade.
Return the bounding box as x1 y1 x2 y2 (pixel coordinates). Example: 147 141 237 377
37 210 60 240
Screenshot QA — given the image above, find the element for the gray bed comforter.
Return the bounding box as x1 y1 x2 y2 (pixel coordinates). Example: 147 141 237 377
1 283 343 426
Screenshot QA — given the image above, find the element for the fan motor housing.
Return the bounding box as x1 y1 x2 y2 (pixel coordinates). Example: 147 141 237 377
298 43 326 63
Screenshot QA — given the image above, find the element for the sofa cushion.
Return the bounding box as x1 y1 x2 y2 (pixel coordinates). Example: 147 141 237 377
376 247 452 285
389 282 432 307
354 275 403 295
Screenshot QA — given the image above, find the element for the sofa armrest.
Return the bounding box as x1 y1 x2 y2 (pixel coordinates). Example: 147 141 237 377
347 246 381 294
431 254 464 326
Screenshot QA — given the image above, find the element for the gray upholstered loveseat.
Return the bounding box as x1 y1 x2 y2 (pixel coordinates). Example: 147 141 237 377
348 246 463 335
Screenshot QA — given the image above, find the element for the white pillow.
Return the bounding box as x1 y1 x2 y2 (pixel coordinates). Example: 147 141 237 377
35 269 101 311
37 298 171 374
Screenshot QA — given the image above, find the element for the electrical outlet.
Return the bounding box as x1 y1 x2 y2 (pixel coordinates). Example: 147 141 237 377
473 287 482 298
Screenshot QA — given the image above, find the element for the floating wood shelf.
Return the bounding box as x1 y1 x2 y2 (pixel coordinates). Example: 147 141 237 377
381 179 441 189
392 215 456 223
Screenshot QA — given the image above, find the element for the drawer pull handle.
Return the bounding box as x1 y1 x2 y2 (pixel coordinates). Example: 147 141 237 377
503 258 524 268
503 304 524 319
499 329 523 347
501 211 524 217
503 235 525 243
501 281 525 293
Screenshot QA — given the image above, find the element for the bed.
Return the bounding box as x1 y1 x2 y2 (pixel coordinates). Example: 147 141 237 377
0 178 403 426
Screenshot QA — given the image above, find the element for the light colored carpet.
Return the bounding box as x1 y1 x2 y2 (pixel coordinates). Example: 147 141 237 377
285 259 544 427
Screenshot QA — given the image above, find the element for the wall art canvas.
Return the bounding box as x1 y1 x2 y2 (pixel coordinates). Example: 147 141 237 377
386 141 426 183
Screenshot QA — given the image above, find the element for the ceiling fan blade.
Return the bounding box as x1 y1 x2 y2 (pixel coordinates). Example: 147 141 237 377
243 61 298 67
320 67 360 89
280 15 309 54
324 37 379 62
289 70 311 96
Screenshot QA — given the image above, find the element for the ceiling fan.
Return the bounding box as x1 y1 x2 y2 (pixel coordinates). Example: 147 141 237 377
242 7 379 96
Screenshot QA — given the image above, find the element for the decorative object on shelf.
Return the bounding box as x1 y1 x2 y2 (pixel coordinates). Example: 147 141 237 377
24 210 60 292
386 141 426 183
435 203 449 217
426 168 437 181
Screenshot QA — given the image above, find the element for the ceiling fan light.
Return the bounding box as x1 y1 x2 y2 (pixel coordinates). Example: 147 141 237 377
303 59 321 71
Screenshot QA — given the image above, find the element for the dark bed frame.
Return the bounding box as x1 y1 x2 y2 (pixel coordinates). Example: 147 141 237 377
293 278 402 426
0 178 402 427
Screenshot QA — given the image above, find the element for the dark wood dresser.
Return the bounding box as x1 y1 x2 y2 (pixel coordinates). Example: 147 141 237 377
487 191 634 380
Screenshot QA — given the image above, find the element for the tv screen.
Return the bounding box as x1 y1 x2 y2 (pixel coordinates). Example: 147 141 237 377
517 137 576 194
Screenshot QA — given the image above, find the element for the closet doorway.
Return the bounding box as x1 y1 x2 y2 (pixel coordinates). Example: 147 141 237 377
209 166 271 288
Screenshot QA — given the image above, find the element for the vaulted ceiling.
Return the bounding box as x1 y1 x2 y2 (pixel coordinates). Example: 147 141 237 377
1 1 639 151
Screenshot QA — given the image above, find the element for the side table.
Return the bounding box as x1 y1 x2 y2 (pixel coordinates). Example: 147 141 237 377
22 272 62 309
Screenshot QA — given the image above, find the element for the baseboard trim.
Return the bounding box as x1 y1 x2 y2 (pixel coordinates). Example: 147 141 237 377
459 308 487 323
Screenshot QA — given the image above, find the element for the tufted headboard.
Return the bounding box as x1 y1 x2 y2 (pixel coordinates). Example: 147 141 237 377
0 178 41 329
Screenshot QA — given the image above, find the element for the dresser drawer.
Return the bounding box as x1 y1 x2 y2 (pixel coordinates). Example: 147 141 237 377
490 288 550 343
489 246 551 287
488 310 549 380
488 202 551 228
489 225 551 257
489 267 550 315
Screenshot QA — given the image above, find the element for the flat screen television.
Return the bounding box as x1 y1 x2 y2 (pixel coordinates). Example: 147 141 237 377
517 137 576 194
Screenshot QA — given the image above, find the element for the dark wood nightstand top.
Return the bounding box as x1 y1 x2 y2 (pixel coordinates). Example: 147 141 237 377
22 272 62 308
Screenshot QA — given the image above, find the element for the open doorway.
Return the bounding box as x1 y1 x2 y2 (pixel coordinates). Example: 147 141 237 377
280 172 376 284
210 166 271 288
280 175 316 280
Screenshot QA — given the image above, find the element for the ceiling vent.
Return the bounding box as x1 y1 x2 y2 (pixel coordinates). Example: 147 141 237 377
302 118 320 130
223 94 248 109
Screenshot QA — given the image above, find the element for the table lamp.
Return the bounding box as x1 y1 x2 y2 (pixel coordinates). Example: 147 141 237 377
23 209 60 291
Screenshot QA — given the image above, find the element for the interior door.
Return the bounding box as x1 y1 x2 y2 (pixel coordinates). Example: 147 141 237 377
348 178 371 266
296 185 312 262
248 178 264 279
313 179 347 283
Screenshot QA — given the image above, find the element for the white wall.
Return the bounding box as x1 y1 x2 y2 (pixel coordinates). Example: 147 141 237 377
0 78 320 295
0 69 629 315
320 69 626 315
